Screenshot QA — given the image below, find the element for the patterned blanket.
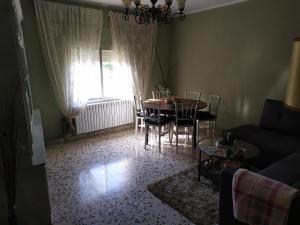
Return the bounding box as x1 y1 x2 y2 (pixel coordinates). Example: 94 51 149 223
232 168 299 225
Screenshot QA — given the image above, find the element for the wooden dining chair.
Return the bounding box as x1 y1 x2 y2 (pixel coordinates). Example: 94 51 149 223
152 90 171 99
185 91 202 101
141 102 174 153
196 95 221 143
183 91 201 140
134 93 144 133
172 101 199 153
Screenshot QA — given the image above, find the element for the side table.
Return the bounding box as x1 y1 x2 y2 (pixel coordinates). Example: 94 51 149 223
197 139 260 183
197 145 227 182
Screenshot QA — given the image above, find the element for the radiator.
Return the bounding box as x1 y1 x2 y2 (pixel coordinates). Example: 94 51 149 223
75 100 134 134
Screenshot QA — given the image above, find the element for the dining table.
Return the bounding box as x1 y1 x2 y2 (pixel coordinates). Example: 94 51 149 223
142 97 207 150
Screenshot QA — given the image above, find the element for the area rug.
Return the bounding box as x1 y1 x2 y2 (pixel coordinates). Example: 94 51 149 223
148 167 219 225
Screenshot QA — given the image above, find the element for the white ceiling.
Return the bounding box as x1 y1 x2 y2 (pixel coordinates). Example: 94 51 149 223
69 0 248 14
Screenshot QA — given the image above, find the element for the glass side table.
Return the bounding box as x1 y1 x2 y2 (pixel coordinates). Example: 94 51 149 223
197 144 228 182
196 139 260 182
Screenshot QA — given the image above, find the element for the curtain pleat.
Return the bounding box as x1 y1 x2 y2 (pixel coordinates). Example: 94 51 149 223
34 0 103 118
109 12 157 100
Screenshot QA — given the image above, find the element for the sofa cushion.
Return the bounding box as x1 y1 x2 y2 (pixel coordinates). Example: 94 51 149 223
229 124 300 158
260 99 300 138
259 153 300 186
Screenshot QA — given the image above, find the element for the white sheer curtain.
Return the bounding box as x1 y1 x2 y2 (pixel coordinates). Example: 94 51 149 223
109 12 157 100
34 0 103 120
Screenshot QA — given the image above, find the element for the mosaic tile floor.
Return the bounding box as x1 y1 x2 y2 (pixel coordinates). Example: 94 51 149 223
46 129 203 225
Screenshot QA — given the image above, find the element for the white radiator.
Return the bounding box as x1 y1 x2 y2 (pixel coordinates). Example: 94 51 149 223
75 100 134 134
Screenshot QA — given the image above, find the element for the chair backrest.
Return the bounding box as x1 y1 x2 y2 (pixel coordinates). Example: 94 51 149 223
152 90 171 99
175 102 199 125
209 95 221 116
185 91 202 101
134 93 142 112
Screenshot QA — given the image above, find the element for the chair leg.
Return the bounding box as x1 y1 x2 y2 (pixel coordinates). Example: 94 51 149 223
169 123 173 145
212 120 216 142
185 127 187 145
196 120 199 143
176 126 179 154
158 126 161 153
207 120 216 145
141 118 144 132
135 116 138 134
155 127 158 142
193 125 196 150
145 125 149 149
206 121 210 138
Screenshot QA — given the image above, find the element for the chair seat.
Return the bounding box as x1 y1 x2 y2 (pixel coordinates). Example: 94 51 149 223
136 111 144 117
144 115 174 125
176 119 195 126
196 111 216 120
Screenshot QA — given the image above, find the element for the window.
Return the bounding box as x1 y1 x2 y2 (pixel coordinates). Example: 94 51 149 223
72 50 102 101
87 50 133 101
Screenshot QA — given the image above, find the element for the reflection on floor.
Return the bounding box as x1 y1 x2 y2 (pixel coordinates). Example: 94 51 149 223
88 159 130 195
46 128 211 225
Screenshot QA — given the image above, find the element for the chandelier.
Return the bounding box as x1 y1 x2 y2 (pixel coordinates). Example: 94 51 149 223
121 0 186 24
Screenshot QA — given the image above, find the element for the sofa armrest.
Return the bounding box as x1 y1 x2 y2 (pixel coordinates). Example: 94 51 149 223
219 168 300 225
219 168 247 225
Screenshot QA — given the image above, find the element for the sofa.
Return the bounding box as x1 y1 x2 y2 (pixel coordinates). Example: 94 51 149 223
219 99 300 225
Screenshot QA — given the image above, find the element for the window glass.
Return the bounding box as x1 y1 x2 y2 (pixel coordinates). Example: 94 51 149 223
71 50 102 102
102 50 133 100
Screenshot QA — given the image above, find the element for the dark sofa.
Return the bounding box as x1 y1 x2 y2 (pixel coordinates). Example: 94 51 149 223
219 99 300 225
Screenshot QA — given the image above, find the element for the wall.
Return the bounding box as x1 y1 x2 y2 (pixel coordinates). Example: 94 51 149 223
170 0 300 129
21 0 171 141
0 0 18 222
149 24 172 97
21 0 64 140
0 0 51 224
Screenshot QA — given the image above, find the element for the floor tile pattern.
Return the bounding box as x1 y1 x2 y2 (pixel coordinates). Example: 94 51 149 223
46 129 201 225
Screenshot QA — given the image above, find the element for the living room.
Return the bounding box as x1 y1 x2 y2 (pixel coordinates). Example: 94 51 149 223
1 0 300 224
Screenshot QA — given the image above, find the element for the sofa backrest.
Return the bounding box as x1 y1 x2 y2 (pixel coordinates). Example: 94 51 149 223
260 99 300 138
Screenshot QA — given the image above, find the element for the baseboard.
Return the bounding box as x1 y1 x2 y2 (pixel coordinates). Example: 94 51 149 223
45 123 134 145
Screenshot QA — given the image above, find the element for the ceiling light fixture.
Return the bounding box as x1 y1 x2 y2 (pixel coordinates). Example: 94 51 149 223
121 0 186 24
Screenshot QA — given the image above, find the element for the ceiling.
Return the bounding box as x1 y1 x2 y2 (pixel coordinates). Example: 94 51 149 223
69 0 248 14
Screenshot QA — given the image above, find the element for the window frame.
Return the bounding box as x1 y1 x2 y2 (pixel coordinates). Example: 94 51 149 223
87 48 133 103
87 48 120 103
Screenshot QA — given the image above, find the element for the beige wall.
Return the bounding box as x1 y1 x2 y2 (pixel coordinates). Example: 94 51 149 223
0 0 51 223
21 0 170 140
170 0 300 130
21 0 64 140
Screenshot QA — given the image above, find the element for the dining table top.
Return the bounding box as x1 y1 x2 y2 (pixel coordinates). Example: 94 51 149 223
143 97 207 111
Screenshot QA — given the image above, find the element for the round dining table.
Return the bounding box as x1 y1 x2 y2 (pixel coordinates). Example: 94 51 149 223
142 98 207 111
142 97 207 150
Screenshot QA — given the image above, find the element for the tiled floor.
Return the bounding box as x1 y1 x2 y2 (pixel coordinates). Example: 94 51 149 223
46 129 203 225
